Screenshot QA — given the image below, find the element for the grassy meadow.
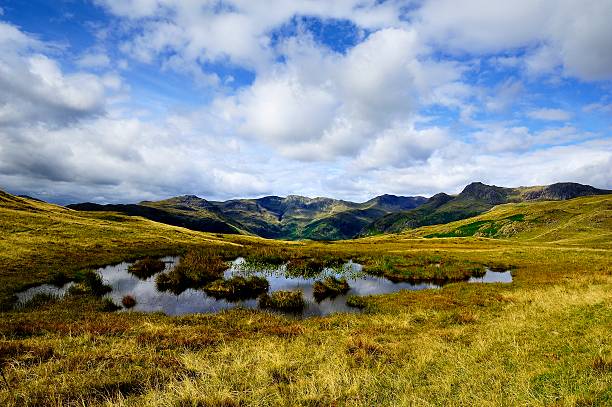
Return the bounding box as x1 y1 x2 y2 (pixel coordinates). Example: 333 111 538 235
0 192 610 406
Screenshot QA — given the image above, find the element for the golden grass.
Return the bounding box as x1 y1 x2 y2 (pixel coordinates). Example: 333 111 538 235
0 193 610 406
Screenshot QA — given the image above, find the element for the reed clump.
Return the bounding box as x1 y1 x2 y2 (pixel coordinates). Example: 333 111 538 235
156 249 228 294
259 290 305 312
204 276 269 301
122 295 137 308
313 276 350 301
128 257 166 279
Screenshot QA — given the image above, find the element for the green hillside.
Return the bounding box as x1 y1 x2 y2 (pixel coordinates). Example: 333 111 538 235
70 194 427 240
0 193 236 308
364 182 611 236
411 194 611 247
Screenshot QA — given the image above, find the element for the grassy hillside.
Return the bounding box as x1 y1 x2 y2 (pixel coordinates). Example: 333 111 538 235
0 189 610 406
413 195 612 247
0 193 241 308
364 182 611 236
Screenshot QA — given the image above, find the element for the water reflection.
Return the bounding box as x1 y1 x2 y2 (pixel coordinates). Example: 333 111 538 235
16 256 512 317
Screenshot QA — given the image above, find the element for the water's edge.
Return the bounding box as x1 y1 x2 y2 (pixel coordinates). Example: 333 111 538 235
16 256 513 317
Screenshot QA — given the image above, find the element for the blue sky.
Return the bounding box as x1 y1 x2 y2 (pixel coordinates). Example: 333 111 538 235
0 0 610 204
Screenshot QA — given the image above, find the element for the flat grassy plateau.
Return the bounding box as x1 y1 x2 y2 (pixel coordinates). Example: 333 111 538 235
0 192 610 406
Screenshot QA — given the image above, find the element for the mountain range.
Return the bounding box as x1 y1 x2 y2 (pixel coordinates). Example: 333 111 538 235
66 182 610 241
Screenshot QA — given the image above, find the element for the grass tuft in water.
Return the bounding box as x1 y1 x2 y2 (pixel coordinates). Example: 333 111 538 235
122 295 137 308
156 249 228 294
313 276 350 301
204 276 269 301
259 290 306 312
128 257 166 279
70 270 112 296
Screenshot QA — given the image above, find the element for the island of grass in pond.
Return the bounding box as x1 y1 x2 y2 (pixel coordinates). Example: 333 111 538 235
15 253 513 317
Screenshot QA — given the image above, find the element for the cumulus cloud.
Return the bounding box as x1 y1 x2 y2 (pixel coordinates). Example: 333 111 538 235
0 22 270 203
0 22 111 127
1 2 610 204
97 0 405 72
414 0 612 81
215 28 460 160
76 52 111 68
527 108 573 121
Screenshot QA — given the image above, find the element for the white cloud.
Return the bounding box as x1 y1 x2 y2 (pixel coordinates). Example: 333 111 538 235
1 2 611 205
583 102 612 114
98 0 405 73
215 28 459 161
77 52 111 68
484 79 524 112
356 125 450 169
414 0 612 81
527 108 573 121
0 22 117 127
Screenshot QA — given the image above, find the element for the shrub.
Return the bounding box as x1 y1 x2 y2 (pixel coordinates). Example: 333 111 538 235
204 276 269 301
346 295 367 309
128 257 165 279
313 276 350 301
259 290 305 312
122 295 137 308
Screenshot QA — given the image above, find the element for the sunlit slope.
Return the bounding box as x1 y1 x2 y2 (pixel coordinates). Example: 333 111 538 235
408 195 611 247
0 190 234 306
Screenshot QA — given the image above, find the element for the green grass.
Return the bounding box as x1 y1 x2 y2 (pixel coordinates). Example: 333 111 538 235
203 276 269 301
425 214 526 238
0 192 610 406
259 290 306 312
127 258 166 279
313 276 350 300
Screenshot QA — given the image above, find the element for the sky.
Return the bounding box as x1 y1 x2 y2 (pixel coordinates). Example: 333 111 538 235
0 0 611 204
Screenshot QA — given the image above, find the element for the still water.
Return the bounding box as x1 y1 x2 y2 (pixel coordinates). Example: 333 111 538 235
17 256 512 317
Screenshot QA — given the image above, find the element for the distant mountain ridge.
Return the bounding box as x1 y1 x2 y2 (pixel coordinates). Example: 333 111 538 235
363 182 611 236
65 181 610 240
68 193 428 240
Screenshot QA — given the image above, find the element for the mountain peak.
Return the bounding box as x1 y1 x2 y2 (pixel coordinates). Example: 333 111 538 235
459 182 508 205
523 182 611 201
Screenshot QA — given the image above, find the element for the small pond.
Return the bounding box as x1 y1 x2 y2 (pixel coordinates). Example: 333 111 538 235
16 256 513 317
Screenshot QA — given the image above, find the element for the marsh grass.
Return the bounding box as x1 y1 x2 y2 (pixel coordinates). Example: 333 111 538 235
48 271 70 287
128 257 166 279
259 290 306 312
16 293 58 310
363 254 488 284
345 295 368 309
313 276 350 301
156 249 229 294
122 295 137 308
203 276 269 301
71 270 111 296
99 297 121 312
1 193 611 406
